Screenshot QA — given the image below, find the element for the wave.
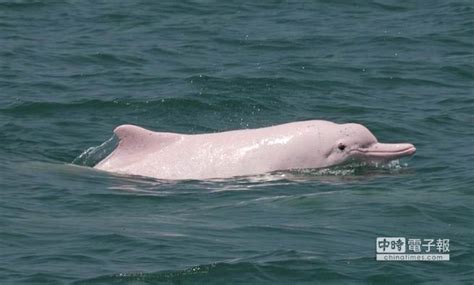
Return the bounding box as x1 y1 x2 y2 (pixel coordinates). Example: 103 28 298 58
0 1 47 9
73 256 353 285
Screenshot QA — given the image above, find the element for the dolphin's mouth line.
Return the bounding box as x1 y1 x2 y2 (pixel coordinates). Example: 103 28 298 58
351 145 416 157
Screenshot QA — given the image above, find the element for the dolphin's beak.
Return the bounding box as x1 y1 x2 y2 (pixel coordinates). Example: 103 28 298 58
353 143 416 162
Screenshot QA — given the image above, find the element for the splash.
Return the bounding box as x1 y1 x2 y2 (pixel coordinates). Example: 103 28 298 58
72 136 118 167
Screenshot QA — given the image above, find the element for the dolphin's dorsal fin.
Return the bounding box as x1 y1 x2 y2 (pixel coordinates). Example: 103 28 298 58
113 124 181 153
95 124 181 169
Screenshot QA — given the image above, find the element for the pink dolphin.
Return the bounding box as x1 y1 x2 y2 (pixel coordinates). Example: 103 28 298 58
94 120 416 180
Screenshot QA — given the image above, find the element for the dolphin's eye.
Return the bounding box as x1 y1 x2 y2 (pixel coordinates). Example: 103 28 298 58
338 143 346 151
